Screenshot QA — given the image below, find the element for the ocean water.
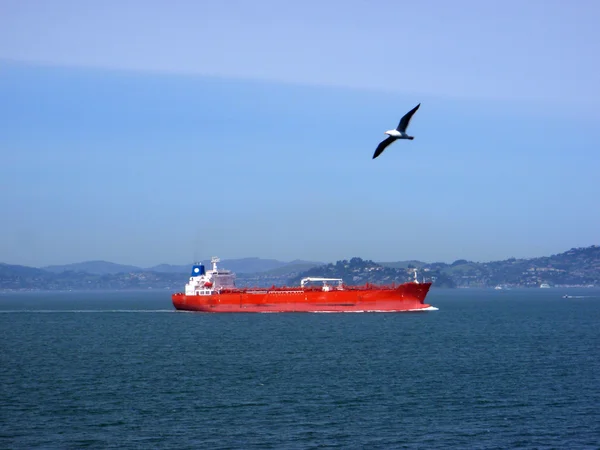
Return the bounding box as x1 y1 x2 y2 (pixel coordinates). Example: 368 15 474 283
1 288 599 449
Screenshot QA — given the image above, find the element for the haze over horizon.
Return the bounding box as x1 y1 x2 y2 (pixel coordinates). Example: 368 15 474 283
12 243 598 271
1 0 599 267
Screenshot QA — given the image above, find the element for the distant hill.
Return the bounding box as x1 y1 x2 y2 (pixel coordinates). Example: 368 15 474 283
145 263 188 273
291 246 600 289
440 245 600 287
41 257 325 275
377 260 427 269
0 262 75 290
0 263 48 278
254 262 320 276
234 262 324 288
152 258 324 276
200 257 323 274
2 246 598 291
288 257 456 288
0 258 324 291
146 258 289 275
43 260 144 275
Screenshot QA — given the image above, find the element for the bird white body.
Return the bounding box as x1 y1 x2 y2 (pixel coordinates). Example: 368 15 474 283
384 129 410 139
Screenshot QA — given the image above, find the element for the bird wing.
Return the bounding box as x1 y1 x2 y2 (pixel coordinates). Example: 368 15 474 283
396 103 421 132
372 136 396 159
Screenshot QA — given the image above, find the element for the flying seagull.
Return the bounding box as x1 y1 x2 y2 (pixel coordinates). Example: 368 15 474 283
372 103 421 159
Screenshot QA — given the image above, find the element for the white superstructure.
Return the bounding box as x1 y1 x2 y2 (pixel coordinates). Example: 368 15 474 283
184 257 236 296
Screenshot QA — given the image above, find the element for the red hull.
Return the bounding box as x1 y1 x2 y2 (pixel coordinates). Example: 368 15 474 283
172 282 432 313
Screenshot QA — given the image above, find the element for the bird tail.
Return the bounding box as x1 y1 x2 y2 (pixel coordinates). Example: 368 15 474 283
408 136 414 140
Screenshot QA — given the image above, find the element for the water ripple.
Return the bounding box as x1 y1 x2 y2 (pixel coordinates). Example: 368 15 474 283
1 290 599 449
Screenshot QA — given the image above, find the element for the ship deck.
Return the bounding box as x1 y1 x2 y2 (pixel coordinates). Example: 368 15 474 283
173 281 432 296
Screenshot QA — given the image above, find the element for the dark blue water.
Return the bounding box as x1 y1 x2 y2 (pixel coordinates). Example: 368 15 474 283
1 288 599 449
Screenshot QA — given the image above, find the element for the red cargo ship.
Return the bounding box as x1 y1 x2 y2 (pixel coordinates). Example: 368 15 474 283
172 257 437 313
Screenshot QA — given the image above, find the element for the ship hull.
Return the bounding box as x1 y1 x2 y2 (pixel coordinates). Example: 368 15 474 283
172 282 432 313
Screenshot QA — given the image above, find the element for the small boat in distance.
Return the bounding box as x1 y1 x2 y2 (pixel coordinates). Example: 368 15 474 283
172 257 437 313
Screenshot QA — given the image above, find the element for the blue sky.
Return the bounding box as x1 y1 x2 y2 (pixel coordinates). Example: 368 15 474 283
1 0 599 267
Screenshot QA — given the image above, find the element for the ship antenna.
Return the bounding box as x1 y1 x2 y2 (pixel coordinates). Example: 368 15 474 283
192 246 202 266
